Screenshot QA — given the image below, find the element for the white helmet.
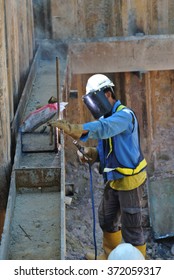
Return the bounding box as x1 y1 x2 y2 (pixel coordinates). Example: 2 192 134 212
86 74 114 94
108 243 145 260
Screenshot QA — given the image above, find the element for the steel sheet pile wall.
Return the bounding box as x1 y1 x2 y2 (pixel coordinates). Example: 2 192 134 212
33 1 174 162
0 0 10 235
0 0 35 235
34 0 174 40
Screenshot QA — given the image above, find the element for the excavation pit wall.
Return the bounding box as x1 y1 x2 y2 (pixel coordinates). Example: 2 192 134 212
1 36 174 259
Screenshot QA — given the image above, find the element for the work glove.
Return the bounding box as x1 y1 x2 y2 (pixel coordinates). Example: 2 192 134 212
48 119 83 140
77 147 98 164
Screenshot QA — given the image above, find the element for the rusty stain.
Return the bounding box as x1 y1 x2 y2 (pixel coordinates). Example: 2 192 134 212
15 168 61 189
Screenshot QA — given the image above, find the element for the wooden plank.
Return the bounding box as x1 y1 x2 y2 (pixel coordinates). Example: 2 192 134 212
70 35 174 74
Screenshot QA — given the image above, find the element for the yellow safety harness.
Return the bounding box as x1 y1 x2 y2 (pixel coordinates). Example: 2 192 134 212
107 104 126 158
114 158 147 175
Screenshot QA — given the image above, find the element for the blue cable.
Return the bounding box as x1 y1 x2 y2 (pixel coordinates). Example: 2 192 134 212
88 163 97 260
72 140 98 259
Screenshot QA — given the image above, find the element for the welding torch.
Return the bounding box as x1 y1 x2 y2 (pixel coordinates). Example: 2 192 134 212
73 140 92 162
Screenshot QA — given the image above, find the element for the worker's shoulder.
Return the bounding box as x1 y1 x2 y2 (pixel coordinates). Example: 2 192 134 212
114 106 133 118
118 106 137 120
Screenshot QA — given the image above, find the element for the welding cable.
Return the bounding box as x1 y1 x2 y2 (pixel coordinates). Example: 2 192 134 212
72 140 97 259
88 163 98 260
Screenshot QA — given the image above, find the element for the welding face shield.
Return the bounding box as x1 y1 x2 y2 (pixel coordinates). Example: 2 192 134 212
82 88 113 119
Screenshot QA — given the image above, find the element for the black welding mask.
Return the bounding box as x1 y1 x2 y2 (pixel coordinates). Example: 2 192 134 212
82 88 113 119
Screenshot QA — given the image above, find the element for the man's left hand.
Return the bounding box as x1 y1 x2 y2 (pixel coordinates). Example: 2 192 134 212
47 119 84 139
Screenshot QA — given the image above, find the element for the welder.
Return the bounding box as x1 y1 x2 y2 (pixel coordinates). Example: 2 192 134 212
48 74 147 260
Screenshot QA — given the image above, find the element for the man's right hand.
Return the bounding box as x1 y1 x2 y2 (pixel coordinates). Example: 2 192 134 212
77 147 98 164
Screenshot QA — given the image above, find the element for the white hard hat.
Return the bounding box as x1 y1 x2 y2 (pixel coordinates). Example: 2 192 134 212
86 74 114 94
108 243 145 260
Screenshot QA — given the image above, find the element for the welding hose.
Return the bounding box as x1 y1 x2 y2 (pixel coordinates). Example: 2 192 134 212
73 140 97 259
88 163 97 260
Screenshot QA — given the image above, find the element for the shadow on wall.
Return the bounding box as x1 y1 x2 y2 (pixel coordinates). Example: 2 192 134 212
0 184 7 239
0 210 5 240
38 39 68 61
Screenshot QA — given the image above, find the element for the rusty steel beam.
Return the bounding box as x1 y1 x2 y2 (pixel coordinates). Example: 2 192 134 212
15 168 61 189
69 35 174 74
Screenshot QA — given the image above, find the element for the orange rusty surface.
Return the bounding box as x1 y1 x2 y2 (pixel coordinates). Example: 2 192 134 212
15 168 61 189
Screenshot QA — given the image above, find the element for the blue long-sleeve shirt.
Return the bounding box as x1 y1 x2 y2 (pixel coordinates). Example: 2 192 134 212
80 100 133 141
80 100 146 182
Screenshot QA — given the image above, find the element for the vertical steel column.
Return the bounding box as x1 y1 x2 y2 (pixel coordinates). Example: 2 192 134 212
56 57 61 119
56 56 66 259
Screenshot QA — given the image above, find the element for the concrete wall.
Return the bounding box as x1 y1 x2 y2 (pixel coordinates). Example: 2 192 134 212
0 0 35 213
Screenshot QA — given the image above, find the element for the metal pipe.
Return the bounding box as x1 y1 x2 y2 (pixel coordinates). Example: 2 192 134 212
56 57 61 119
